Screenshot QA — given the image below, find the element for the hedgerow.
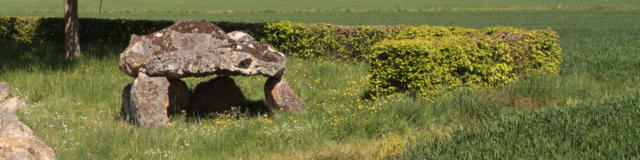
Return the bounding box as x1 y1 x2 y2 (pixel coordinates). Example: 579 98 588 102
261 21 481 59
367 29 561 98
0 17 263 44
0 17 40 42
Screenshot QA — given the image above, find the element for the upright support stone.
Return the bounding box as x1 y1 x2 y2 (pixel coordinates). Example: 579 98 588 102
122 73 170 126
264 77 304 112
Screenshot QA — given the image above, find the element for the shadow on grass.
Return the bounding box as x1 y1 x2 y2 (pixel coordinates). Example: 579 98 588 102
181 99 270 121
0 40 76 74
0 40 128 74
117 99 269 124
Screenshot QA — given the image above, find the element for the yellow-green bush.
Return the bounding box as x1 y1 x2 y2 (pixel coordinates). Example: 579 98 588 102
262 21 390 59
367 29 561 98
0 17 40 43
261 21 482 59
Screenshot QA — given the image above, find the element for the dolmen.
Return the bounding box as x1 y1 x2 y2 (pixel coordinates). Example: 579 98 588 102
119 20 304 127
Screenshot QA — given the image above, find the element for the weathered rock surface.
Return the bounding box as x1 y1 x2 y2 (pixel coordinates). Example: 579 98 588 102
188 76 247 113
264 78 305 112
0 82 57 160
122 73 170 126
119 20 286 79
168 79 191 115
227 31 255 43
0 97 24 113
0 119 58 160
0 116 58 160
0 82 24 113
0 82 9 102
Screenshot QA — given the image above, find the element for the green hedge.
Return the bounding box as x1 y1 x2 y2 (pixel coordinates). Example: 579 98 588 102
367 29 561 98
0 17 265 44
0 17 40 42
261 21 479 59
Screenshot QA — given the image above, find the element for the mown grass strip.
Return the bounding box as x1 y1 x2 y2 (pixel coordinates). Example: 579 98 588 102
1 5 638 16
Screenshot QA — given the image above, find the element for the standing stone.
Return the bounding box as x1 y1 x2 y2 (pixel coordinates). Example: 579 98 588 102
264 78 305 112
0 82 9 102
168 79 190 115
122 73 170 126
188 76 247 114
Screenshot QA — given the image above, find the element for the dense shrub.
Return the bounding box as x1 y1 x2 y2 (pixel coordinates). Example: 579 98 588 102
261 21 482 59
262 21 395 59
0 17 40 42
0 17 264 44
366 28 561 98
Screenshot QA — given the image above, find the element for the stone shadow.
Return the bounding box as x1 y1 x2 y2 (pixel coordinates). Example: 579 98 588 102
181 99 269 121
180 76 270 119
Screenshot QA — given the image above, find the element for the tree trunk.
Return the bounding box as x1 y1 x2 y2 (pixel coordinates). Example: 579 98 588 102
64 0 81 59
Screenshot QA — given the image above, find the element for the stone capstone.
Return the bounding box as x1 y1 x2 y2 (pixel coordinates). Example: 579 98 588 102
119 20 286 79
121 73 170 126
264 78 305 112
188 76 247 113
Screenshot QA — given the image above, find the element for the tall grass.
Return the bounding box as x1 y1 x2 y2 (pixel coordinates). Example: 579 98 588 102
397 90 640 159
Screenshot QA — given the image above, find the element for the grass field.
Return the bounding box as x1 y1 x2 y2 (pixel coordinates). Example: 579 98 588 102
1 0 640 159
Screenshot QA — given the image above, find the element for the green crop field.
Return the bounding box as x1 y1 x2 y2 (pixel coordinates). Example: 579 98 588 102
1 0 639 159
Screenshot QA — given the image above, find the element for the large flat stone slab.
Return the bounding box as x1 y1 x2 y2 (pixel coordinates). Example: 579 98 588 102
119 20 286 79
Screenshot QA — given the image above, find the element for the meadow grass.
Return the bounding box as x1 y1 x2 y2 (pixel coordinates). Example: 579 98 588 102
1 0 640 159
397 90 640 159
